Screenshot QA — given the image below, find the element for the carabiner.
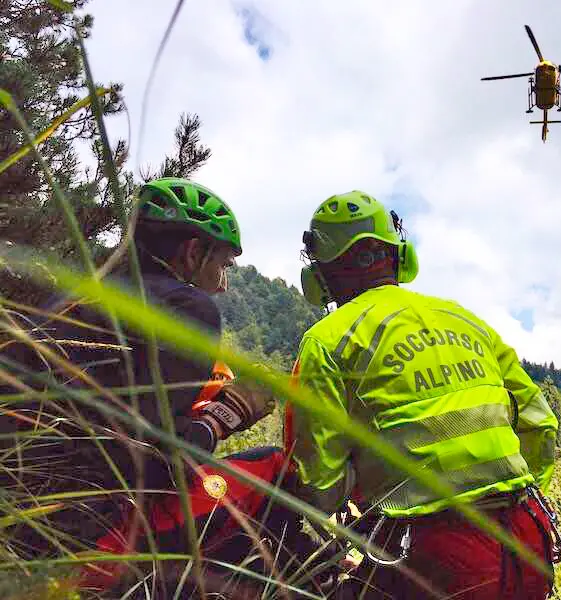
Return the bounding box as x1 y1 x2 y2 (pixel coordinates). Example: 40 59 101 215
528 485 561 563
365 516 412 567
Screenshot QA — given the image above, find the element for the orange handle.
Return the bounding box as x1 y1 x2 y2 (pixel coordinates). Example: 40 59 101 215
192 361 235 412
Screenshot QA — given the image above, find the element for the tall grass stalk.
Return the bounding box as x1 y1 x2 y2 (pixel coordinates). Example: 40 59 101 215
136 0 186 172
76 18 207 595
0 345 444 596
1 253 553 594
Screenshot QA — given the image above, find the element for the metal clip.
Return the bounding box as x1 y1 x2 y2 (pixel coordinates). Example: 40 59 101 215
528 485 561 563
365 516 412 567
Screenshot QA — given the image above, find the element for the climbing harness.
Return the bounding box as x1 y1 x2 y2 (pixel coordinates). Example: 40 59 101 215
355 484 560 570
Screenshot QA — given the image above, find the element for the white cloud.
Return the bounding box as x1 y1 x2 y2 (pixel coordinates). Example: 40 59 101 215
84 0 561 363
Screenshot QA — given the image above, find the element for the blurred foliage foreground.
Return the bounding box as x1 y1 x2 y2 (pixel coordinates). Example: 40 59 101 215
2 2 561 599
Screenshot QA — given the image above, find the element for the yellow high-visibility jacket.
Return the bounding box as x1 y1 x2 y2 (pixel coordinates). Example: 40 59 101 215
291 285 558 518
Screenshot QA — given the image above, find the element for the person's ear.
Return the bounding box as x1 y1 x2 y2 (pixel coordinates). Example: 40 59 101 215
179 238 204 272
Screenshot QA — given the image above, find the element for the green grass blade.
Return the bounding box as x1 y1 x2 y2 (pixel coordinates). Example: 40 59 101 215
74 28 130 231
0 504 64 530
1 351 441 594
76 25 208 592
136 0 186 170
45 28 167 576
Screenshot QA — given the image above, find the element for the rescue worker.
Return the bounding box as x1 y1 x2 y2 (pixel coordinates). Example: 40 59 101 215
288 190 559 599
86 178 275 475
3 178 275 552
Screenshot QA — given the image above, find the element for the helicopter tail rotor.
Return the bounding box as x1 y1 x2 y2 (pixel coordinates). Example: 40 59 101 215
525 25 544 62
529 110 561 142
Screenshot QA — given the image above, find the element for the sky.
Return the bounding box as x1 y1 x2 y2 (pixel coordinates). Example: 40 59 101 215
83 0 561 365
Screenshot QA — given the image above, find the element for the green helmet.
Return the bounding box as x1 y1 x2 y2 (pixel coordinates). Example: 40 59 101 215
305 191 401 263
137 177 242 256
302 191 418 291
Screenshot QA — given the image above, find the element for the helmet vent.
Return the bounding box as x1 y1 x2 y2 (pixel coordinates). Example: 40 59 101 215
210 223 222 234
228 221 237 233
171 186 187 202
215 205 229 217
328 201 339 212
347 202 359 213
186 209 210 222
197 190 210 207
149 193 169 211
361 195 372 204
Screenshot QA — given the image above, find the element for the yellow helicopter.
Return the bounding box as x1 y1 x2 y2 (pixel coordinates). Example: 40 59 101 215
481 25 561 143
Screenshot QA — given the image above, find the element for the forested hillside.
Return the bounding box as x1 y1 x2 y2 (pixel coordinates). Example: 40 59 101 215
216 265 323 369
522 359 561 388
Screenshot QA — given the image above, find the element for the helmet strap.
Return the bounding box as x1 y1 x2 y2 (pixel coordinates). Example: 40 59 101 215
188 242 216 288
136 239 186 282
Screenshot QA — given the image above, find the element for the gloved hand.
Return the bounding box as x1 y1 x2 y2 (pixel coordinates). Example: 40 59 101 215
197 380 276 441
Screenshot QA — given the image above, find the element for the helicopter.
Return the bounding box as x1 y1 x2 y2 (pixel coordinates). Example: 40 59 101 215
481 25 561 143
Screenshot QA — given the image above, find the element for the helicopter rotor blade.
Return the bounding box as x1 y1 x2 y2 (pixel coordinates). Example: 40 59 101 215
481 73 534 80
525 25 544 62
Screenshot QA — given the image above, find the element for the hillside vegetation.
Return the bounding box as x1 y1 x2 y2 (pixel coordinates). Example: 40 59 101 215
216 265 323 369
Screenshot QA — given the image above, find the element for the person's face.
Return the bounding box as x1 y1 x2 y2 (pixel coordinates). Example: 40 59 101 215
179 239 237 295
